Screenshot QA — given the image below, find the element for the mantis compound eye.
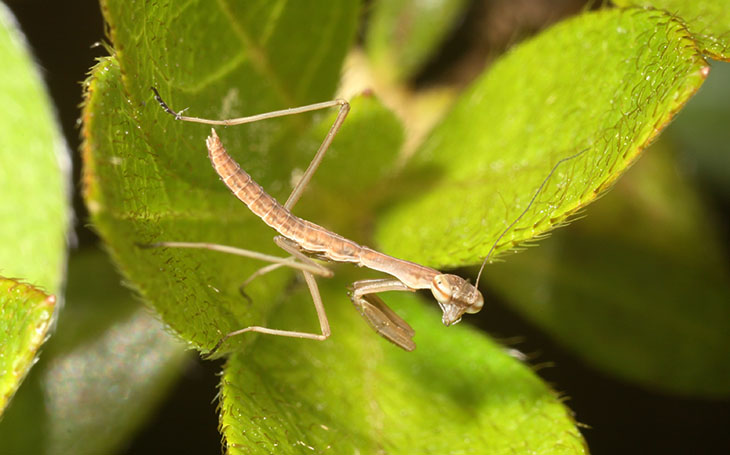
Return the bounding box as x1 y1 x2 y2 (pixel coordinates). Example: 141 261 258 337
431 274 484 325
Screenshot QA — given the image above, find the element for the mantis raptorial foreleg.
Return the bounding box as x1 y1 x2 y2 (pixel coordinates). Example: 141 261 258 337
349 279 417 351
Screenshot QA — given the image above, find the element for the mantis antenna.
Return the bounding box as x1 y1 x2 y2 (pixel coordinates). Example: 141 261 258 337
474 148 589 288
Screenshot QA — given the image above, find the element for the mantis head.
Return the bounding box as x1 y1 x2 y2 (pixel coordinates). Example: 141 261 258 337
430 274 484 326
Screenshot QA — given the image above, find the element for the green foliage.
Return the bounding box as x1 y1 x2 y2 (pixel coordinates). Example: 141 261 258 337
221 279 585 454
81 0 593 451
83 0 364 353
0 4 68 294
614 0 730 60
370 7 730 398
0 250 187 455
376 8 708 267
73 0 730 452
366 0 471 83
0 279 54 413
0 3 68 415
484 145 730 396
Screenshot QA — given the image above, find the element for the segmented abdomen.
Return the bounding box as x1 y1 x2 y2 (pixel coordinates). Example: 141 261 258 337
205 130 363 262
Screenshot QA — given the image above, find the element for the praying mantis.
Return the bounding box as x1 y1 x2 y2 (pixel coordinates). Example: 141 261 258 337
147 88 584 352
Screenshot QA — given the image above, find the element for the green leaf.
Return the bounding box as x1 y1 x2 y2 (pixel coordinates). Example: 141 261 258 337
220 276 586 454
295 94 404 236
83 2 585 451
614 0 730 61
366 0 471 83
0 278 55 413
0 249 187 455
484 144 730 397
0 3 69 293
0 2 68 416
83 1 363 353
376 8 708 268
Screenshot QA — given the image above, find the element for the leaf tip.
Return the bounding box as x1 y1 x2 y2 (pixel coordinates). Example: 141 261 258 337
700 65 711 79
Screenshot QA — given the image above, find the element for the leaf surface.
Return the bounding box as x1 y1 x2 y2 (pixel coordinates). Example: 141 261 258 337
484 144 730 397
83 1 587 451
220 277 587 454
84 0 363 353
614 0 730 60
0 250 187 455
0 279 55 413
0 3 69 415
375 8 708 269
0 3 68 293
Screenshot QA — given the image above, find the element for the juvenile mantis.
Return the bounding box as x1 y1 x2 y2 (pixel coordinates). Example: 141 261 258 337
148 88 584 352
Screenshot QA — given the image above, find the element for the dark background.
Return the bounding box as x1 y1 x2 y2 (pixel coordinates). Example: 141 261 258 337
5 0 729 453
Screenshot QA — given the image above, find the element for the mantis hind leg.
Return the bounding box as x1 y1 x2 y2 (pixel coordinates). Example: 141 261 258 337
138 240 333 355
207 269 331 356
208 237 337 355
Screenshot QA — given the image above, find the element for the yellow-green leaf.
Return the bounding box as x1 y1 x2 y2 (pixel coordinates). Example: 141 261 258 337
0 250 187 455
376 8 708 268
614 0 730 60
0 3 68 293
83 1 362 353
0 3 68 416
484 144 730 397
0 278 54 413
83 2 586 451
220 277 587 454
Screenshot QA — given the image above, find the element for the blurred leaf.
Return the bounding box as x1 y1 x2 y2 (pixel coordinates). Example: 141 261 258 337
666 61 730 199
0 278 55 413
220 275 587 454
0 249 187 455
82 1 363 353
0 2 68 416
0 3 69 294
614 0 730 61
376 8 708 269
366 0 470 83
484 144 730 397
